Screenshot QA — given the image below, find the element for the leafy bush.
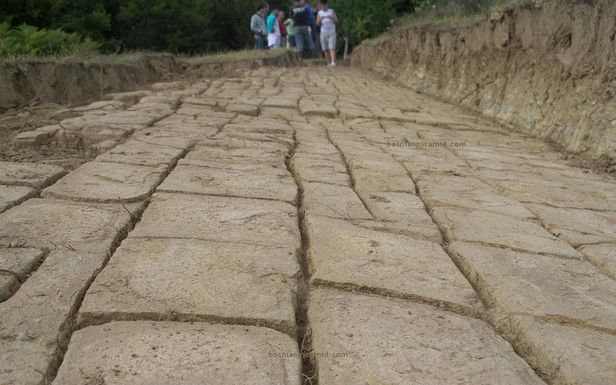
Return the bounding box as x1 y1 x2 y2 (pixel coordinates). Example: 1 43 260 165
0 22 100 57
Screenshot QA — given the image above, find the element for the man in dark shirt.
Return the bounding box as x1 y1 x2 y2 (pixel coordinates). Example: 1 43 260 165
290 0 316 58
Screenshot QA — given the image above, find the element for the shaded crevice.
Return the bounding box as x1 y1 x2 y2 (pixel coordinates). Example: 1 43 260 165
285 130 319 385
324 128 376 219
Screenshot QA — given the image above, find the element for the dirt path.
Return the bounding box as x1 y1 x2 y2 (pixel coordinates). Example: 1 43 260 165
0 67 615 385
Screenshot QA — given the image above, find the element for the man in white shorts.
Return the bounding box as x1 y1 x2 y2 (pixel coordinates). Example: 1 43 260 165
317 0 339 67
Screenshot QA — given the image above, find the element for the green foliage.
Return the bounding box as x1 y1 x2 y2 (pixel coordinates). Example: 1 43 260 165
0 22 99 57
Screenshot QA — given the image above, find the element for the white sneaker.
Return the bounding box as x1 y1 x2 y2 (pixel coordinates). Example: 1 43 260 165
330 62 336 67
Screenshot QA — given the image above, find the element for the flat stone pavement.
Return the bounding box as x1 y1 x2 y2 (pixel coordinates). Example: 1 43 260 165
1 66 615 385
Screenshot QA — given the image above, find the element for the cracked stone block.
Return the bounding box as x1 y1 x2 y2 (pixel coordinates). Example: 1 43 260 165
53 322 301 385
0 250 114 385
417 174 535 218
353 168 416 193
397 150 472 176
79 238 298 334
226 103 259 116
291 154 349 186
182 144 287 168
158 163 296 203
299 99 337 117
96 139 187 167
306 215 481 313
262 97 298 109
0 185 36 213
432 208 580 258
132 193 299 248
0 161 65 188
449 241 616 332
0 198 137 255
579 243 616 279
73 100 126 112
526 204 616 247
42 161 167 203
104 90 151 104
13 125 58 147
501 315 616 385
302 182 372 220
0 247 44 302
60 111 160 145
358 191 442 242
309 288 546 385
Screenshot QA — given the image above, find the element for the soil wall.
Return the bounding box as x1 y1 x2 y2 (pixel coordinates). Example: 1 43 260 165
0 54 178 109
351 0 616 161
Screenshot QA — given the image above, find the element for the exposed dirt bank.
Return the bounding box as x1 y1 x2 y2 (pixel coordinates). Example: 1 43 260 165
352 0 616 168
0 54 178 110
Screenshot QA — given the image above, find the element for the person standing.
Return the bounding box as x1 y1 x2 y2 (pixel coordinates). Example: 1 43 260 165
251 3 269 50
291 0 315 58
267 8 281 49
284 16 295 48
317 0 338 66
278 11 287 48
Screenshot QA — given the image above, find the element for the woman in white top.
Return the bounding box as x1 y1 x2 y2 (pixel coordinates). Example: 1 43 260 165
316 0 339 67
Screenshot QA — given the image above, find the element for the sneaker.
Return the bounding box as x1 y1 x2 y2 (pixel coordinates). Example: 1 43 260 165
330 62 336 67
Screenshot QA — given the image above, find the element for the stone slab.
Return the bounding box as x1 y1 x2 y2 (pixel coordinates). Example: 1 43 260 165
158 163 296 203
309 288 546 385
0 161 65 188
53 322 301 385
0 247 45 301
0 199 136 255
302 182 372 220
417 174 535 218
42 161 167 203
502 316 616 385
432 208 580 258
96 139 187 167
359 191 442 242
0 185 36 213
0 250 111 385
291 154 349 186
306 215 481 312
579 243 616 279
132 193 299 248
526 204 616 247
450 241 616 332
80 237 298 333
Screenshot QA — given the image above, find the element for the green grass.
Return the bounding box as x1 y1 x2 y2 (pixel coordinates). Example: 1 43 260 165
361 0 539 46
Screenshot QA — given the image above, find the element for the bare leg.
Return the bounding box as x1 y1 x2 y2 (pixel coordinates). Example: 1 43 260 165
324 50 331 65
330 49 336 64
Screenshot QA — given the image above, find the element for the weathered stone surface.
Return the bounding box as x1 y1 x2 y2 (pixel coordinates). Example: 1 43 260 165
132 193 299 248
0 161 65 188
579 243 616 279
502 316 616 385
0 185 36 213
183 140 288 168
42 161 167 203
449 242 616 332
53 322 301 385
417 174 535 218
306 215 481 312
358 191 442 242
96 138 187 167
80 238 298 332
291 154 349 185
13 126 57 147
299 99 337 117
432 208 580 257
309 288 545 385
158 163 296 203
0 250 112 385
0 247 44 302
227 103 259 116
302 182 372 219
526 204 616 247
353 168 416 193
0 198 136 254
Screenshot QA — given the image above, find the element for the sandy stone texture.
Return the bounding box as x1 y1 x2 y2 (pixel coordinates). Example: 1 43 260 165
432 208 580 257
449 241 616 332
0 161 65 188
0 198 137 254
53 322 301 385
0 185 36 213
79 237 298 334
309 288 546 385
302 182 372 219
0 247 44 302
131 193 299 248
579 243 616 279
306 215 482 313
158 163 296 203
42 161 167 203
95 138 188 167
